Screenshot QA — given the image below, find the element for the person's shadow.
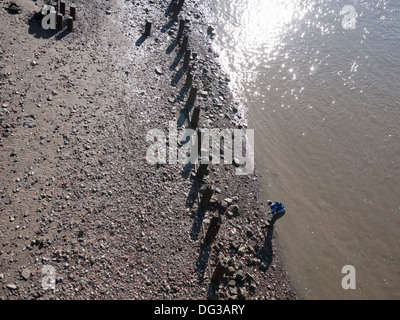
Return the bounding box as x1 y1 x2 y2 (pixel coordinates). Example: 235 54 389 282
195 242 211 283
259 225 274 268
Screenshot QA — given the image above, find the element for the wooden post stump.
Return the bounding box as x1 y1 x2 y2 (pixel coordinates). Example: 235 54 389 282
70 5 76 20
67 16 73 32
60 1 66 15
144 21 152 36
56 13 63 30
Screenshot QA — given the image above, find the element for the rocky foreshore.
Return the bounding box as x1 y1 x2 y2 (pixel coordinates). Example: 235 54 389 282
0 0 297 300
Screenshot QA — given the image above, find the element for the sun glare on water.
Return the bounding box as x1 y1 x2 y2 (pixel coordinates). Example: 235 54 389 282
238 0 310 53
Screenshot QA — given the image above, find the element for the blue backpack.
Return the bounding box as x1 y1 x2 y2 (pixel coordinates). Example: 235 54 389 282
272 202 285 214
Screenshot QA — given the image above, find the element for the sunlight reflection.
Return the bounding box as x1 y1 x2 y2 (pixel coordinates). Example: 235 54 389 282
237 0 311 54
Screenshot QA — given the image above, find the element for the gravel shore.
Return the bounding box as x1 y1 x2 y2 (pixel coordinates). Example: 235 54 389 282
0 0 297 300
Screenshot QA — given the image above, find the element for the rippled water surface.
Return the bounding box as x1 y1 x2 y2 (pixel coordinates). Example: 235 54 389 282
203 0 400 299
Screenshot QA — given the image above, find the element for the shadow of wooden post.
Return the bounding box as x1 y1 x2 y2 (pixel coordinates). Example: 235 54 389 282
187 86 197 107
200 185 213 208
180 35 189 54
191 106 200 129
183 49 191 69
185 68 193 88
211 257 229 284
204 215 222 245
177 19 185 39
196 163 208 181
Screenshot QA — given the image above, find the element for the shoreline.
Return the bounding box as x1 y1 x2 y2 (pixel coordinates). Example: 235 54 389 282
0 0 297 300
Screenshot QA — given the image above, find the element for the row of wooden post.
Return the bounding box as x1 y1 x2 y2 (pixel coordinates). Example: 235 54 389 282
144 0 228 289
55 2 76 32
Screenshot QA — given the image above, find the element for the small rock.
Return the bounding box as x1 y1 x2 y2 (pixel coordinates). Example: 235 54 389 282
260 262 268 271
6 283 18 290
229 286 238 296
23 122 35 128
245 272 255 283
238 246 246 256
199 90 208 97
224 198 233 205
231 205 239 216
227 266 235 275
228 279 236 287
246 230 254 238
250 282 257 291
247 245 256 255
232 158 242 167
155 67 163 75
230 241 239 250
21 269 31 280
238 287 247 300
235 270 246 283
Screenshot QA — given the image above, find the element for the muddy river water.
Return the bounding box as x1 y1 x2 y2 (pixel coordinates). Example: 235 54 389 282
203 0 400 299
